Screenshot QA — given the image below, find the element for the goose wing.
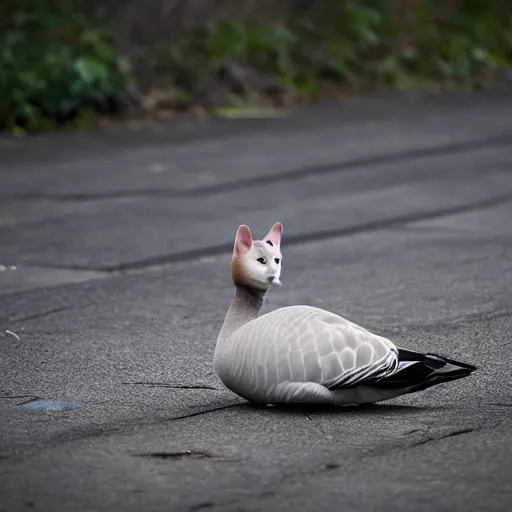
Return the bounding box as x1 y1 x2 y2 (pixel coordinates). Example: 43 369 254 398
260 306 399 389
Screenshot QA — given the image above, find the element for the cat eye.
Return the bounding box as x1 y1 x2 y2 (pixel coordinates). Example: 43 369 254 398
257 257 266 264
274 258 280 264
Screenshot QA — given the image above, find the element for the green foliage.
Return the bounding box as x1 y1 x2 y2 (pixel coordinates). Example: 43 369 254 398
204 19 300 87
146 0 511 105
0 0 131 132
1 0 512 132
373 0 512 86
291 1 385 86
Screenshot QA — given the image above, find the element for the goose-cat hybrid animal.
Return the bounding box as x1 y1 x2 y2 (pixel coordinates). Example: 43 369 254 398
213 222 476 406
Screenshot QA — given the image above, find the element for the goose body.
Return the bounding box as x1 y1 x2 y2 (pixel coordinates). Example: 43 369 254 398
213 223 476 406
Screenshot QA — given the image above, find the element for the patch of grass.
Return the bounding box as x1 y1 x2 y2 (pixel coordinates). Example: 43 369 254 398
213 103 285 119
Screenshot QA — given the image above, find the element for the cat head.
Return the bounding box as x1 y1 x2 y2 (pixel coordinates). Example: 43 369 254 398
231 222 283 291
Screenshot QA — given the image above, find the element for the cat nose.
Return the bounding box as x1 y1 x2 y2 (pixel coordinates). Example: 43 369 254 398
268 276 282 286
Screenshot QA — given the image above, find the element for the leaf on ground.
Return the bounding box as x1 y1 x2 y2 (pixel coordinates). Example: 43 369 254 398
213 103 287 119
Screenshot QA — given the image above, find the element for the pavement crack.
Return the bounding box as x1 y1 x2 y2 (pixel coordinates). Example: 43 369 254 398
409 427 479 448
40 191 512 273
403 428 423 435
363 423 495 459
276 459 343 486
4 190 179 203
122 381 219 391
0 395 41 404
262 425 485 491
134 450 218 461
5 401 245 460
189 499 239 511
164 403 243 422
190 502 216 510
177 134 512 198
2 305 75 326
305 411 328 440
6 133 512 203
134 449 239 463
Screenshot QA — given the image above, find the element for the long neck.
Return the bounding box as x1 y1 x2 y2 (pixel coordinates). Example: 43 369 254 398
216 285 266 345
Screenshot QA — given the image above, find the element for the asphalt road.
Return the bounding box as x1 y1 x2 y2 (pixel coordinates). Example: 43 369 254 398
1 90 511 512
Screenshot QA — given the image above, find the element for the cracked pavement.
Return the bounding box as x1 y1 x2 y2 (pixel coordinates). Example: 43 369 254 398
1 90 512 512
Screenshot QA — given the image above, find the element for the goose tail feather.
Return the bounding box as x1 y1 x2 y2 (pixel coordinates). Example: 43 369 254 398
373 348 477 394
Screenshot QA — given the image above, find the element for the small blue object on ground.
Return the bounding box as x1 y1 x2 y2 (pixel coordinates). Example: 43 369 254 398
17 399 80 411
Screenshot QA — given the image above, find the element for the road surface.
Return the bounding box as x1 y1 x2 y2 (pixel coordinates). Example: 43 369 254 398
1 90 511 512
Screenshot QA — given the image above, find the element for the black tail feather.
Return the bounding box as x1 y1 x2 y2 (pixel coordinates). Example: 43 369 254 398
374 348 477 394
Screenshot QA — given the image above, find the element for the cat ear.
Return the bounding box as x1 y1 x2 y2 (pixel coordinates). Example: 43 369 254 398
234 224 253 256
263 222 283 248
